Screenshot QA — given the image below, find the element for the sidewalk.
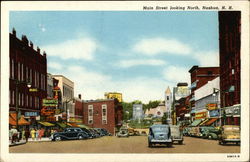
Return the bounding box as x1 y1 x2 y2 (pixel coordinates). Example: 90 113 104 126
9 137 51 146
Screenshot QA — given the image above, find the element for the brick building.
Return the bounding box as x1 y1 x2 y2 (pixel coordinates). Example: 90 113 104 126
71 94 84 124
9 29 47 128
219 11 241 125
83 99 123 135
188 66 219 122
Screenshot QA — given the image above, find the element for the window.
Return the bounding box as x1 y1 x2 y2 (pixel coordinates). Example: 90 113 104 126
26 95 28 107
12 91 15 105
34 71 36 87
9 90 11 104
18 62 20 80
11 60 14 79
30 69 32 84
26 67 28 81
88 105 93 124
167 96 169 100
102 104 107 124
18 93 21 106
207 71 212 75
21 64 23 81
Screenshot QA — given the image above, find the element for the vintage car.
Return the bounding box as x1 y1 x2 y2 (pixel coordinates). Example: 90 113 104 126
200 126 220 139
170 125 183 144
51 127 89 141
218 125 240 145
189 127 200 137
148 124 173 147
182 127 191 136
117 127 129 137
96 128 112 136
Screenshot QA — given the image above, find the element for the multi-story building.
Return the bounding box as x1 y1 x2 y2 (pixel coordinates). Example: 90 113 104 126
133 104 144 121
9 29 47 128
71 94 84 124
52 75 74 122
188 66 220 121
165 87 172 124
83 99 123 135
219 11 241 125
47 73 54 98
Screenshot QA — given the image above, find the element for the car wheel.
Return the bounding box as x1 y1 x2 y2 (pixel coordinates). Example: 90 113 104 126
55 136 61 141
167 142 173 147
148 141 152 147
78 135 83 140
178 140 183 144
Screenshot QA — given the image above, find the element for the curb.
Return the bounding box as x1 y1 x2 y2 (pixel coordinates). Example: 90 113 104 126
9 141 27 147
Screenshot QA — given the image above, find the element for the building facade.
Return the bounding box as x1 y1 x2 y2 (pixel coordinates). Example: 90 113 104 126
52 75 74 122
71 94 84 124
83 99 123 135
9 29 47 128
132 104 144 121
165 87 172 124
219 11 241 125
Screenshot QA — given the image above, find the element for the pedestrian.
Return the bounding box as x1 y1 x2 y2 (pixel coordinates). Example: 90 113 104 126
30 128 36 141
36 129 40 141
24 128 30 142
10 126 18 143
22 129 25 140
39 128 44 140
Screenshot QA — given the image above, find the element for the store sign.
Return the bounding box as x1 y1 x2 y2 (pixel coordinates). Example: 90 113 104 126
195 112 207 119
42 99 58 107
225 106 240 116
25 112 39 117
209 109 219 117
206 103 217 110
29 88 38 92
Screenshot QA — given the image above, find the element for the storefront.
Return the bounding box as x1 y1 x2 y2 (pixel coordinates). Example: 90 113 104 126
224 104 240 126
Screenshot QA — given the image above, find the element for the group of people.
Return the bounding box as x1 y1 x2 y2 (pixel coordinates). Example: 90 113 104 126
9 126 57 143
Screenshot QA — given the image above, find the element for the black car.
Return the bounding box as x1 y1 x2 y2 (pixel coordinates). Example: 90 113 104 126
89 128 101 138
80 128 94 139
51 128 89 141
96 128 112 136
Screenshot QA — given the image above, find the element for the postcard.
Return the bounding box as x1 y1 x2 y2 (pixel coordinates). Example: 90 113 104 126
1 1 249 162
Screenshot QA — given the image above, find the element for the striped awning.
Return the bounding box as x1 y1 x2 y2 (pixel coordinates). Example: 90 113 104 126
56 122 67 128
190 119 202 127
199 118 209 126
38 121 55 127
9 113 30 125
204 118 218 126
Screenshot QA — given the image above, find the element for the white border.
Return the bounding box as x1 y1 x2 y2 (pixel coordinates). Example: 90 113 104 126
1 1 249 162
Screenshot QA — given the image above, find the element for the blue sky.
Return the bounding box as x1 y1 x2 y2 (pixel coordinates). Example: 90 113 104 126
10 11 219 103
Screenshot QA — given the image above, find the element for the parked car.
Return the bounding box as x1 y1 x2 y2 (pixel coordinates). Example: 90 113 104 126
51 127 89 141
117 127 129 137
148 124 173 147
96 128 112 136
189 127 200 137
218 125 240 145
89 128 100 138
80 128 94 139
170 125 183 144
201 126 220 140
183 127 191 136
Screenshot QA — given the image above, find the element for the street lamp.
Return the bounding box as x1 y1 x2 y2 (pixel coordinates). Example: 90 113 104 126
64 98 74 127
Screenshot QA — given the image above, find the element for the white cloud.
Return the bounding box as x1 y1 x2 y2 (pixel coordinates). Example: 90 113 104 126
163 66 190 85
48 62 63 70
43 38 99 60
193 51 219 67
133 37 192 56
119 59 166 68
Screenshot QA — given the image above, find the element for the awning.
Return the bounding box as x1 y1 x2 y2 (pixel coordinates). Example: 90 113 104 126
204 118 218 126
76 124 90 129
56 122 67 128
190 119 202 127
69 123 79 127
38 121 55 127
9 113 30 125
199 118 209 126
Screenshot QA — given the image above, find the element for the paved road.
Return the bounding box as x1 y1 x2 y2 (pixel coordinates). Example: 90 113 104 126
9 136 240 153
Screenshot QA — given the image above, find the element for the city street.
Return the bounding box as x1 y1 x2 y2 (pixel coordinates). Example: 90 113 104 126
9 136 240 153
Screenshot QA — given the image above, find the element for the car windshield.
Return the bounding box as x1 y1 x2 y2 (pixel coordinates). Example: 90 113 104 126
152 126 168 132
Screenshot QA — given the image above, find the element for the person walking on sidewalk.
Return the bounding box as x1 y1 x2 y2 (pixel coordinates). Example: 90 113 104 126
24 128 30 142
36 129 40 141
30 128 36 141
10 126 18 143
21 129 25 140
38 128 44 140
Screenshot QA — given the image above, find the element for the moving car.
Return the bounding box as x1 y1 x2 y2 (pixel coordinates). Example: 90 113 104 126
148 124 173 147
218 125 240 145
51 127 89 141
117 127 129 137
170 125 183 144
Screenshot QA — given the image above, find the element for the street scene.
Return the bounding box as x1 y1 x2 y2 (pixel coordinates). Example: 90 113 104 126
7 10 241 155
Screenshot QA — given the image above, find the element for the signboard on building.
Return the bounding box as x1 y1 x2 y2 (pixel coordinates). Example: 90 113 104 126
225 105 240 117
206 103 218 110
25 111 39 117
209 109 219 117
42 99 58 107
195 111 207 119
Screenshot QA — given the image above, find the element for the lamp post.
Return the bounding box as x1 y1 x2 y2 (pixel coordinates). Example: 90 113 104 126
14 79 31 131
64 98 74 127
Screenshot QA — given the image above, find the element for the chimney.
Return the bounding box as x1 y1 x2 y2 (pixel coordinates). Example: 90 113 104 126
37 46 40 54
12 28 16 37
30 41 33 48
78 94 82 100
21 35 29 45
43 51 47 57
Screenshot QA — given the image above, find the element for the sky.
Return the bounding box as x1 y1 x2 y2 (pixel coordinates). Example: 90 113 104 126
10 11 219 103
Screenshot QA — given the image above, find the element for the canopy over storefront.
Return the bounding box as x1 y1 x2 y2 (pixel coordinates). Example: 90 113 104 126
204 118 218 126
190 119 202 127
56 122 67 128
199 118 209 126
9 113 30 125
38 121 55 127
76 124 90 129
